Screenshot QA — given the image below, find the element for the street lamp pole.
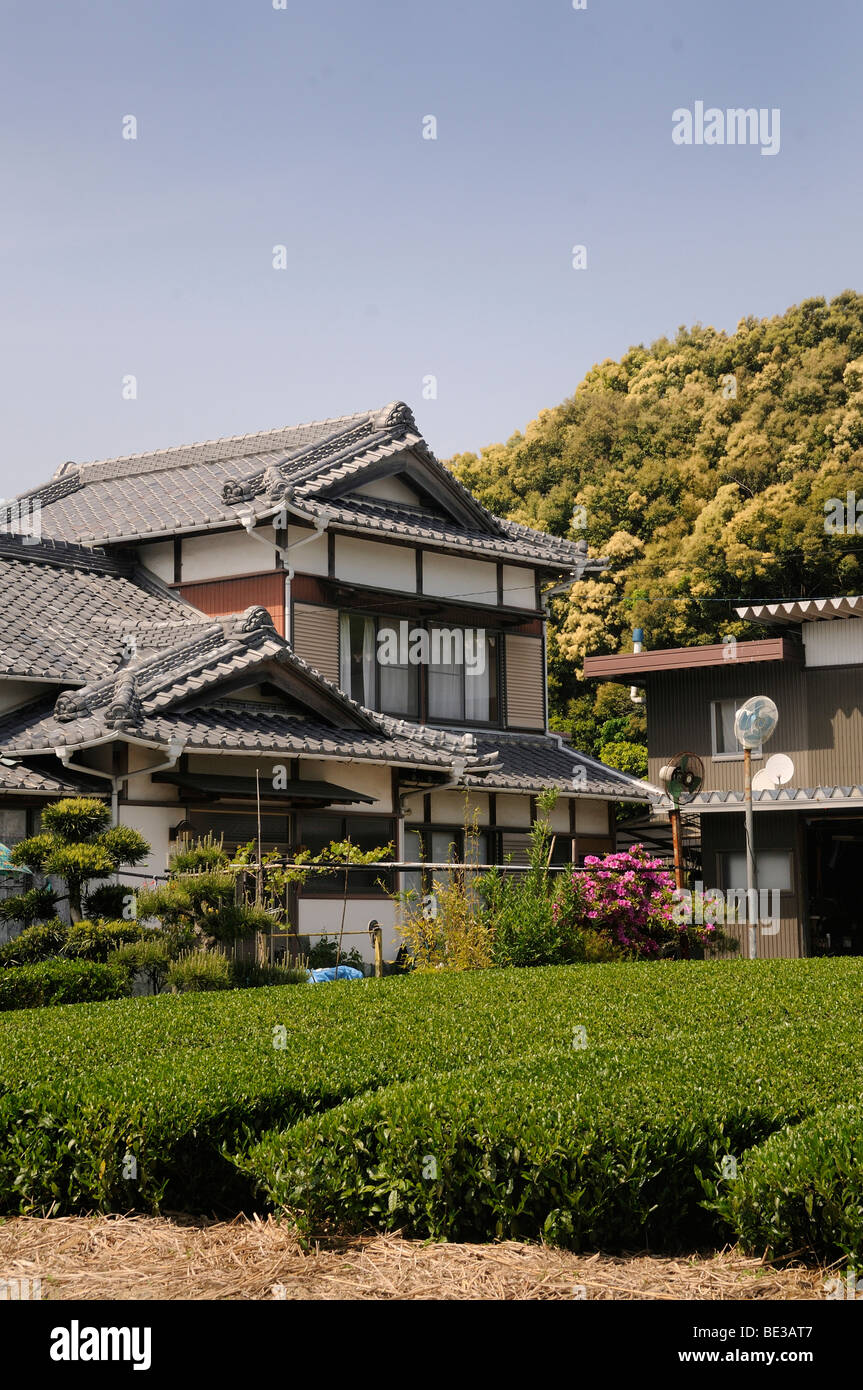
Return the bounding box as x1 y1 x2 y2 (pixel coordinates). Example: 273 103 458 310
743 745 758 960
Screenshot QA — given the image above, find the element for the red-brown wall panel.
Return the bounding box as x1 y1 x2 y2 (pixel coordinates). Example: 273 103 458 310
177 574 286 636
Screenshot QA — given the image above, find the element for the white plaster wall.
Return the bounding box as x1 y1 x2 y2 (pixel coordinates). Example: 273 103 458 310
548 801 571 832
301 759 392 812
288 525 328 577
126 745 183 801
334 535 416 591
575 799 610 834
297 897 398 966
120 803 177 882
429 789 489 825
137 540 174 583
501 565 536 610
353 475 421 504
494 793 533 827
423 552 497 606
181 529 273 582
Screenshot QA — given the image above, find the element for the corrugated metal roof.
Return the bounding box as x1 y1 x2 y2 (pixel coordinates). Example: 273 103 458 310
736 596 863 624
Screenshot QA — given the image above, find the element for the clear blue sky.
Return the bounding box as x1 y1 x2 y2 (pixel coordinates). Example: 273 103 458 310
1 0 861 494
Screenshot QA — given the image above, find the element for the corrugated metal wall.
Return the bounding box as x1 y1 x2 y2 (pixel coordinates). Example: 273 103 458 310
505 634 545 729
177 573 286 636
700 812 804 959
292 602 340 684
647 661 863 794
806 668 863 786
647 663 811 791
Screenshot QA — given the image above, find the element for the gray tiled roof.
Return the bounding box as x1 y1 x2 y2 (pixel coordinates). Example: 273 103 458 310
11 401 590 571
0 535 206 684
0 606 501 776
0 756 106 796
468 731 652 800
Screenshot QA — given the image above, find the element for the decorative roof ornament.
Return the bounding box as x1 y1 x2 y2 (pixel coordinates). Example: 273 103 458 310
222 477 257 505
54 691 86 723
104 671 142 730
373 401 417 434
234 605 277 635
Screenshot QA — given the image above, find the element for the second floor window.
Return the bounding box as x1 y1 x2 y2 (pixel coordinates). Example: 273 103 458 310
428 624 498 723
711 698 762 757
339 613 419 718
339 613 499 724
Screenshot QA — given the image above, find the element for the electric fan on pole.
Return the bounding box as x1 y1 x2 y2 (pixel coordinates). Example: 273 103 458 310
659 753 705 895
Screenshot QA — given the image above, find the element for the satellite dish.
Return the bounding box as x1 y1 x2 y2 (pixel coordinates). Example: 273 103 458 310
659 752 705 804
764 753 794 785
752 753 795 791
734 696 779 750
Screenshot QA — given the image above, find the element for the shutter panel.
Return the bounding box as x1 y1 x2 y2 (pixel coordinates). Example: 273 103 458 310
505 635 545 729
500 832 532 866
291 603 339 684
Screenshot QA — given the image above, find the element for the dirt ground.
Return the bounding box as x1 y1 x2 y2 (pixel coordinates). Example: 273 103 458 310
0 1214 833 1300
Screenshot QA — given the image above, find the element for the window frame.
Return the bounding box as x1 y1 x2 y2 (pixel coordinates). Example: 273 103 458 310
709 697 763 761
338 610 504 728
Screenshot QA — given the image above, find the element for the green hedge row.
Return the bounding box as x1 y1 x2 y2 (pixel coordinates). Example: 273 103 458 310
707 1102 863 1263
0 958 862 1229
0 959 131 1012
240 1022 863 1251
0 919 151 967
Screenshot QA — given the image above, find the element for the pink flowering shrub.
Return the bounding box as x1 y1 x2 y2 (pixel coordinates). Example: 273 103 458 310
554 845 724 959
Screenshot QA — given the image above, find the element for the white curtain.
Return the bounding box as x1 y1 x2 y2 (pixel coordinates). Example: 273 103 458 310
464 629 490 722
362 617 375 707
339 613 351 694
340 614 377 707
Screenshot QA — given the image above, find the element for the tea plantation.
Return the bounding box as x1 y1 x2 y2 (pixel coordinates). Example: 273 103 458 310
1 959 861 1260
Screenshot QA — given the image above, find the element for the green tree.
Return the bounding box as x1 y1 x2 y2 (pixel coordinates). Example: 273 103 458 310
10 798 149 922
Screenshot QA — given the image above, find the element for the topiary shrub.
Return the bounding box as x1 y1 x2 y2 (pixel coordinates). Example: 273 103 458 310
0 919 69 967
166 949 233 992
110 937 175 995
0 886 59 928
63 920 150 963
0 958 131 1011
230 958 309 989
10 798 150 921
84 883 137 922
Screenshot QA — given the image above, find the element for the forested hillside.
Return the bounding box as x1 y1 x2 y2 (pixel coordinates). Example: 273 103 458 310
450 291 863 771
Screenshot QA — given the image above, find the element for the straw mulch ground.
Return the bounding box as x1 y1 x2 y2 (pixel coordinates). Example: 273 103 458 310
0 1214 832 1300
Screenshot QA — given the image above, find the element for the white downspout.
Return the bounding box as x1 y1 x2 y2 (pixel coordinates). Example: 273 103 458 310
53 738 186 827
630 627 645 705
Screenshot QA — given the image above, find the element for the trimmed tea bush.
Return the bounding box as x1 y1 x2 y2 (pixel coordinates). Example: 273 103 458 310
0 959 131 1012
0 958 862 1223
708 1102 863 1263
241 1025 850 1250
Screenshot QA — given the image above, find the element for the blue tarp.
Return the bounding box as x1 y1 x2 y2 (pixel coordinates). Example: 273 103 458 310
307 965 365 983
